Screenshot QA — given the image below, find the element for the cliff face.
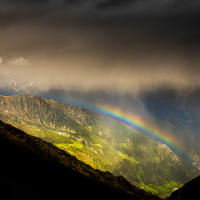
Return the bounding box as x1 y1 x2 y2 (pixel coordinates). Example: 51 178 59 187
0 120 161 200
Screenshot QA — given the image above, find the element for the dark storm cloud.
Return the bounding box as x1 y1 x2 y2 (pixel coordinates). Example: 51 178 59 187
96 0 138 9
0 0 200 94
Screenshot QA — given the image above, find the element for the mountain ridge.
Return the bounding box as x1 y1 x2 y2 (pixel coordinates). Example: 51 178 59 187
166 118 200 140
0 119 161 200
0 94 199 197
139 117 200 165
168 175 200 200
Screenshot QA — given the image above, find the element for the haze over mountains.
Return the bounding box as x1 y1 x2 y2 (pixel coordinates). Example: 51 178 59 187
1 0 200 199
1 0 200 96
2 74 200 123
0 94 199 198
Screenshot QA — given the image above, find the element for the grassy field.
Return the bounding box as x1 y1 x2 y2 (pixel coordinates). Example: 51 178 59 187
115 150 140 164
55 140 83 150
140 181 183 198
93 144 103 148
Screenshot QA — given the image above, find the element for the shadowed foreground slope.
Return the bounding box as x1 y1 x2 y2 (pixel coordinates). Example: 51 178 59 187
168 175 200 200
0 120 161 200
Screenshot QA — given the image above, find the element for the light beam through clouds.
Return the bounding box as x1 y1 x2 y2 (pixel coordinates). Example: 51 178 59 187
0 57 3 66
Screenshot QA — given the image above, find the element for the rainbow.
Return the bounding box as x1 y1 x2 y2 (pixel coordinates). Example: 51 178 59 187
64 98 193 162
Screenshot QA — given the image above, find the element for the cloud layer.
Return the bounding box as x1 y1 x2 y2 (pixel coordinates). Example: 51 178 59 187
0 0 200 95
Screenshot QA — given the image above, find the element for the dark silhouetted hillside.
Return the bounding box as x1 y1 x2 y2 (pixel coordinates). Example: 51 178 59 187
168 175 200 200
0 120 161 200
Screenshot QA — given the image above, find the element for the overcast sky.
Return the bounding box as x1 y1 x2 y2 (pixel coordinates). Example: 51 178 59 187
0 0 200 96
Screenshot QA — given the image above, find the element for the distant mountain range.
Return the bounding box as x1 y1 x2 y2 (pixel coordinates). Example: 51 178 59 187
141 88 200 124
2 74 200 124
0 94 199 198
0 74 40 96
0 119 161 200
